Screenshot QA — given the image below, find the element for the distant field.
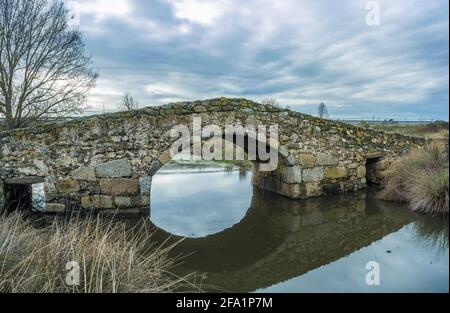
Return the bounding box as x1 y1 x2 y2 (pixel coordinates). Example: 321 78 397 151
361 121 449 138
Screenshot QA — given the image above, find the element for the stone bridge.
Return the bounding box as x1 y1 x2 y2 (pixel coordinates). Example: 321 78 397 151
0 98 427 214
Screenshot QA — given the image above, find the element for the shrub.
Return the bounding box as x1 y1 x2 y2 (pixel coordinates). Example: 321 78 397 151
378 142 449 215
409 168 449 215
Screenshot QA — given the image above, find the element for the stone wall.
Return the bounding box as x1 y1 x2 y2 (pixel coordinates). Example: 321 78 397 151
0 98 427 214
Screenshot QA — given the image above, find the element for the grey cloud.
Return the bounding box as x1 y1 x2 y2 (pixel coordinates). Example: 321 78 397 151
72 0 448 119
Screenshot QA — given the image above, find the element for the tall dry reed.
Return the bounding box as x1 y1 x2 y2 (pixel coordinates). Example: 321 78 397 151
378 142 449 215
0 213 195 293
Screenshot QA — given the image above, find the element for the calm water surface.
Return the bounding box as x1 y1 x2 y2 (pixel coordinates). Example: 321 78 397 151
149 163 449 293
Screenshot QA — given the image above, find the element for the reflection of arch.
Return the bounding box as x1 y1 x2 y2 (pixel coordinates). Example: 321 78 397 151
149 163 253 238
149 193 289 272
149 189 415 292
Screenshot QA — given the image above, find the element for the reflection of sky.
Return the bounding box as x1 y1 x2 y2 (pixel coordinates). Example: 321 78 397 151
150 169 252 237
258 224 449 293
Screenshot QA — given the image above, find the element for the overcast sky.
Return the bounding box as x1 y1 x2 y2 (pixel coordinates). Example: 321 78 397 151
67 0 449 120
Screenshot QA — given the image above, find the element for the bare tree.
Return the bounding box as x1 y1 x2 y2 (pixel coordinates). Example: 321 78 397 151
318 102 329 118
261 98 280 108
0 0 97 130
120 93 139 111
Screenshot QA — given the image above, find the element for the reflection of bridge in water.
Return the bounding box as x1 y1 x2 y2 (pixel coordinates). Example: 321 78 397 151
149 189 416 292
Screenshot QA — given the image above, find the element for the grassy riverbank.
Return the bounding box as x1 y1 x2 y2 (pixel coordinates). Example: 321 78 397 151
0 213 194 293
378 142 449 215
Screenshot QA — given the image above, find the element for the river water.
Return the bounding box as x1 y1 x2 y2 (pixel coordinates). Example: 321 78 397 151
149 162 449 293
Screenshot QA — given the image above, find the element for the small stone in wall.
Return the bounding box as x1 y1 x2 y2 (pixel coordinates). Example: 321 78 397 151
280 165 302 184
193 106 207 113
325 167 347 179
357 166 367 178
139 177 152 197
316 153 339 166
81 195 114 209
158 151 172 165
298 154 316 168
147 161 162 176
71 166 96 181
95 159 132 178
302 167 324 183
18 167 38 176
100 178 140 196
56 178 80 193
278 145 290 158
284 154 298 166
305 182 322 197
114 197 132 208
33 160 49 174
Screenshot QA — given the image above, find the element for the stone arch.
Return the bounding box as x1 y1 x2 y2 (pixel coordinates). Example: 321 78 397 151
146 128 301 213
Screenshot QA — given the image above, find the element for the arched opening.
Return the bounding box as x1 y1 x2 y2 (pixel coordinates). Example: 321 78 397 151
2 177 45 213
148 123 298 237
149 137 256 237
365 152 386 185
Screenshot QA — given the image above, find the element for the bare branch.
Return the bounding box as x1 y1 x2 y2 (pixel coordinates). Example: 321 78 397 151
0 0 97 129
120 93 139 111
261 98 280 108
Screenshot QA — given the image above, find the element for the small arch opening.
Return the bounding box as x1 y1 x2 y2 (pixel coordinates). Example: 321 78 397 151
3 177 45 213
366 155 384 185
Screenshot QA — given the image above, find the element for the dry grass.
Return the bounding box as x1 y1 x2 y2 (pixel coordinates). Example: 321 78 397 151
378 142 449 215
0 213 197 293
